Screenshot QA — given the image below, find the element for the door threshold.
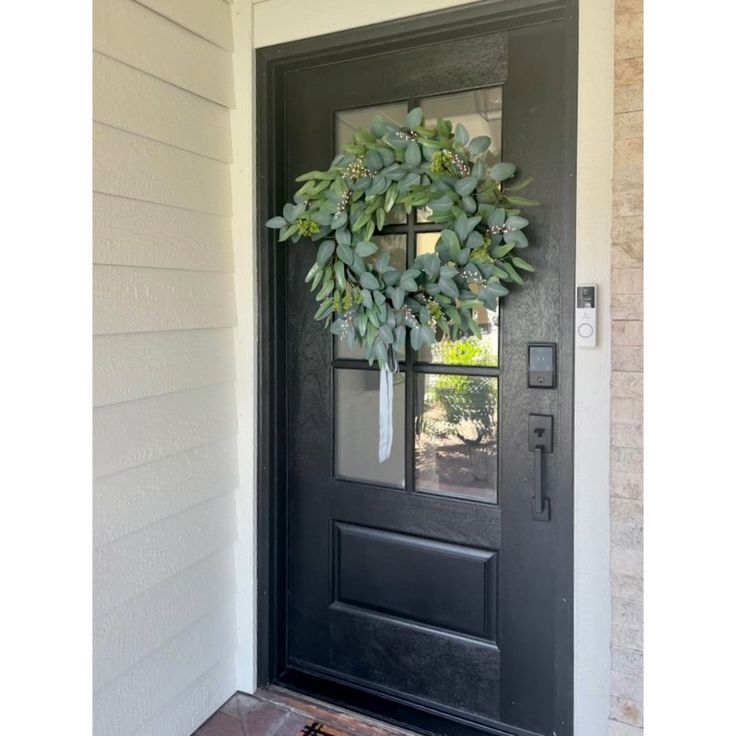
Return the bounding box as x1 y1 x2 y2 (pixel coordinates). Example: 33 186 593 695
257 685 422 736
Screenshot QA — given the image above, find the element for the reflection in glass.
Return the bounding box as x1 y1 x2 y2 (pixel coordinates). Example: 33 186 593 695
335 369 406 487
415 374 498 502
336 103 408 225
335 235 407 359
417 86 503 223
418 317 499 367
416 232 441 256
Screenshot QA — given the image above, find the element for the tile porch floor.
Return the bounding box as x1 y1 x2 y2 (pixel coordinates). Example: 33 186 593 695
192 687 420 736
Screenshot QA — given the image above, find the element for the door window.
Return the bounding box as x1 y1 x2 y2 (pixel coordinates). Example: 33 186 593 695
332 88 502 503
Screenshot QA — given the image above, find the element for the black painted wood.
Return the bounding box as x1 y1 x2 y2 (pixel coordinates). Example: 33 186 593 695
334 522 497 639
257 2 577 735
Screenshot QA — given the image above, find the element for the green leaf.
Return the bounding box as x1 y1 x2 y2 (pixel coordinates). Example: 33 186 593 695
316 240 335 266
376 207 386 231
360 272 380 290
490 162 517 182
304 262 321 283
384 182 399 213
503 230 529 249
295 170 334 182
265 216 286 229
336 243 353 266
505 176 534 192
334 260 346 289
410 327 422 351
427 195 454 213
362 289 374 308
504 262 524 284
377 147 395 166
405 141 421 168
379 324 394 344
454 177 478 197
512 256 535 272
370 115 386 138
390 286 406 309
366 150 383 171
462 196 477 213
316 279 334 301
398 171 421 192
506 215 529 230
351 254 366 274
314 300 334 321
400 275 418 292
283 203 298 223
419 325 435 346
383 269 401 286
468 136 491 155
439 277 459 299
309 268 324 292
488 207 506 228
482 280 511 298
456 247 471 266
455 123 469 146
331 212 348 230
279 224 298 242
466 230 484 250
406 107 423 130
355 241 378 257
472 160 487 179
491 242 515 258
504 195 541 207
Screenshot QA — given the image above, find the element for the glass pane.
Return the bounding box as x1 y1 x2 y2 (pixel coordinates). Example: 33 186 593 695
336 103 408 225
335 235 407 359
335 369 406 487
415 373 498 503
416 231 441 256
418 314 499 366
417 86 503 222
414 235 499 367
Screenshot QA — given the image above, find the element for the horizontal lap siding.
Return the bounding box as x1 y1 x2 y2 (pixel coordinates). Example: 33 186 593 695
93 330 236 406
93 53 232 163
93 193 233 272
93 1 237 734
94 0 234 106
93 123 232 215
93 604 237 736
93 266 236 334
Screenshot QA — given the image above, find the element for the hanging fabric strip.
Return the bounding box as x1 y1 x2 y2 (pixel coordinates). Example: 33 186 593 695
378 347 399 463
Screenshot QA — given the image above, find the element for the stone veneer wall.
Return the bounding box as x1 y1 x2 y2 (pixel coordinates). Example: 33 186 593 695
609 0 643 734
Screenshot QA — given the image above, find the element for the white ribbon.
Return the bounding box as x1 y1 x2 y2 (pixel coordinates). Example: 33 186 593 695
378 348 399 463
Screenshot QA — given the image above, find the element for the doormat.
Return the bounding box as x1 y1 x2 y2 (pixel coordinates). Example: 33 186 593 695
299 722 351 736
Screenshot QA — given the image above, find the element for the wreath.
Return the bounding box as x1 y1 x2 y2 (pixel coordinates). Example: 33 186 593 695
266 106 539 461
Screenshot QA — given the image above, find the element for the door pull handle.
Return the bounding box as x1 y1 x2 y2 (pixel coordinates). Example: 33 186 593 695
529 415 553 522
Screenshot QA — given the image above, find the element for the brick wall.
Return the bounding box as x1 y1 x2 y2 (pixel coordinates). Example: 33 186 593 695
609 0 643 734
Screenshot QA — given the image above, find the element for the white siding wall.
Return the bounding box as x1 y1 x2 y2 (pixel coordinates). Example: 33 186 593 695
93 1 240 734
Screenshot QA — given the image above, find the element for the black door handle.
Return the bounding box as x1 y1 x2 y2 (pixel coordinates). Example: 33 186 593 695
529 415 553 522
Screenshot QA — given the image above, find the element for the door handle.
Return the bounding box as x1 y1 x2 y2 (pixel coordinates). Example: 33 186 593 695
529 415 553 521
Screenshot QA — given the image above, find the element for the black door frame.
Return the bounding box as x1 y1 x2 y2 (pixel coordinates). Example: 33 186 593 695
256 1 578 733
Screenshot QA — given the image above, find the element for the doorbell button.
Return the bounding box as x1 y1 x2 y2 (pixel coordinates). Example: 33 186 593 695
575 284 597 348
578 323 593 338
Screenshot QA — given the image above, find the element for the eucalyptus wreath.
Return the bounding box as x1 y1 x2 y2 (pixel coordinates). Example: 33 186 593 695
265 106 539 370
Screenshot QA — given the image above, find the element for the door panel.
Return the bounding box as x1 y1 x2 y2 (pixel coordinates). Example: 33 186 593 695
261 8 575 736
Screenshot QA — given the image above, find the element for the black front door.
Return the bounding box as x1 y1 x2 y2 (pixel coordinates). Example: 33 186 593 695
258 5 576 736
